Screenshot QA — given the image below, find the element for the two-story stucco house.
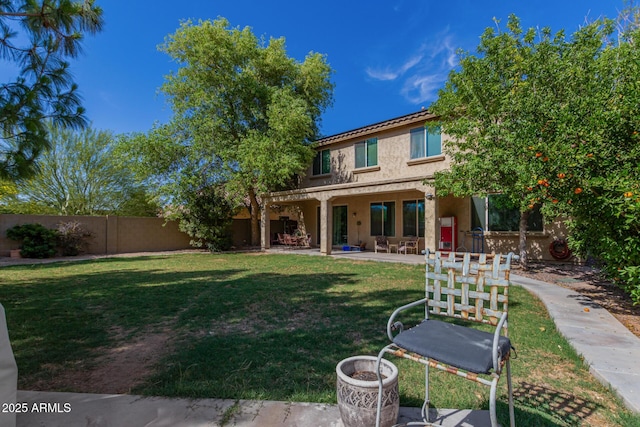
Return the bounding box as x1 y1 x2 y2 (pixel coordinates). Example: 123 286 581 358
261 110 567 260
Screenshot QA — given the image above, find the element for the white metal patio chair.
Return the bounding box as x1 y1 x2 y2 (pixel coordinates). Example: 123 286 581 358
375 250 517 427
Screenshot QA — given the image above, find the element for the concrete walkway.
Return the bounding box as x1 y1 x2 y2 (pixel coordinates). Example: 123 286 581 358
512 274 640 414
10 249 640 426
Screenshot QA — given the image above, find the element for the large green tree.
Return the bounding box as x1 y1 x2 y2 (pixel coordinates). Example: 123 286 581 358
0 0 103 181
125 18 334 246
4 124 158 216
563 11 640 303
428 15 618 268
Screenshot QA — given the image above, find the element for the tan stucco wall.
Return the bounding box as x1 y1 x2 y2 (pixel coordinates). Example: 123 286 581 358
0 214 192 256
300 119 452 189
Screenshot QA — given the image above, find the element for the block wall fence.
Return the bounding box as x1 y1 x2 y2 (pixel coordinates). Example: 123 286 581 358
0 214 193 257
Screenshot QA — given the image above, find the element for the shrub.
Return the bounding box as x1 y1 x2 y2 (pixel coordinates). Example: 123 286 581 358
57 221 93 256
166 183 235 252
567 184 640 305
6 223 58 258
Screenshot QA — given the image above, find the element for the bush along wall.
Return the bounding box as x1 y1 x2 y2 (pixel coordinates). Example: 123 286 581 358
6 223 59 258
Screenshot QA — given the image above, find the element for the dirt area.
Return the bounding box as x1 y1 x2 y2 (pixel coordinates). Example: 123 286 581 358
29 324 176 395
515 262 640 339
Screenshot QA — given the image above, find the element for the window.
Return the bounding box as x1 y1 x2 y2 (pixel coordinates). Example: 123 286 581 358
402 200 425 237
355 137 378 168
313 149 330 175
472 194 543 232
370 202 395 237
410 127 441 159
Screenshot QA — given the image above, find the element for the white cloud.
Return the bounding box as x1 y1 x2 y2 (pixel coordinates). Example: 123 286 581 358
401 74 446 104
365 54 422 81
365 68 399 81
366 31 458 104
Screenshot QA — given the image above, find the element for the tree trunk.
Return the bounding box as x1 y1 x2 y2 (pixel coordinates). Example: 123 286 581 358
519 210 529 270
248 188 261 247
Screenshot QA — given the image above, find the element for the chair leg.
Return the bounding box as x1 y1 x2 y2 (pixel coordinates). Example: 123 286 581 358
375 347 390 427
507 359 515 427
423 362 431 423
489 377 499 427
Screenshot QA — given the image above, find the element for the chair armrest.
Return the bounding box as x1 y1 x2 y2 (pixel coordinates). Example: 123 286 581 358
386 298 428 340
492 311 509 372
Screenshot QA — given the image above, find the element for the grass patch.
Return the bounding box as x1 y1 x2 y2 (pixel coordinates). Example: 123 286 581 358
1 252 639 426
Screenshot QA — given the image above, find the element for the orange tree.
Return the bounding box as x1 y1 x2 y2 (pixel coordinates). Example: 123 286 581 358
428 15 607 268
429 13 640 301
563 18 640 303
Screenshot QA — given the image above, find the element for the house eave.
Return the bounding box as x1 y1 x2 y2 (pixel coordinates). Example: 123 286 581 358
315 110 437 147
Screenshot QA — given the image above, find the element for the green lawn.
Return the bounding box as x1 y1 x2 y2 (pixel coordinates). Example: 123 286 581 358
1 253 639 426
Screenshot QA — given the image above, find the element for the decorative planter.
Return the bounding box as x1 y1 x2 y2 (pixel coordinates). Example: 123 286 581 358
336 355 399 427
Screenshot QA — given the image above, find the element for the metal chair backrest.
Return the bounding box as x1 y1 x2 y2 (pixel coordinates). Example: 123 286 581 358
425 250 515 328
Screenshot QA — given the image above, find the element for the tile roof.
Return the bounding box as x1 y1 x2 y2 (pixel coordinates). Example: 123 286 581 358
315 109 436 147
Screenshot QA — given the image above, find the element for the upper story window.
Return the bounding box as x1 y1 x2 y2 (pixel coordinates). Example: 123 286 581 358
472 194 543 232
355 137 378 168
410 127 441 159
313 149 331 175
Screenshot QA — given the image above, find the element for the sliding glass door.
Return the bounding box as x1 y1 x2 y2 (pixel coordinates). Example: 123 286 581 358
332 205 348 245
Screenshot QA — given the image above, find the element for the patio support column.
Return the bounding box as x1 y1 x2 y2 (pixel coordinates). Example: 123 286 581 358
261 202 271 251
320 198 332 255
424 189 438 252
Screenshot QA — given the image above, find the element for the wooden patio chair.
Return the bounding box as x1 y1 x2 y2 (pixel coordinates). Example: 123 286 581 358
374 250 517 427
374 236 390 253
283 233 297 247
276 233 289 247
399 237 420 255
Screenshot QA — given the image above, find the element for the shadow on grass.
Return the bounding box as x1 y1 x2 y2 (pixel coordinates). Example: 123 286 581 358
2 258 422 396
135 270 423 402
2 266 249 382
503 381 601 426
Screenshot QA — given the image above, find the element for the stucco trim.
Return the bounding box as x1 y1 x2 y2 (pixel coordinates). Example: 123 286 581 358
406 155 446 166
352 165 381 174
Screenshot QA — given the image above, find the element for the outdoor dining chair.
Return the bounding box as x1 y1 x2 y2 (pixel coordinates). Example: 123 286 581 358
374 250 517 427
375 236 390 253
399 237 420 255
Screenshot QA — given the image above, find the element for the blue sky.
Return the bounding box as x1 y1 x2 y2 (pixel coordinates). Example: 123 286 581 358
65 0 623 138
